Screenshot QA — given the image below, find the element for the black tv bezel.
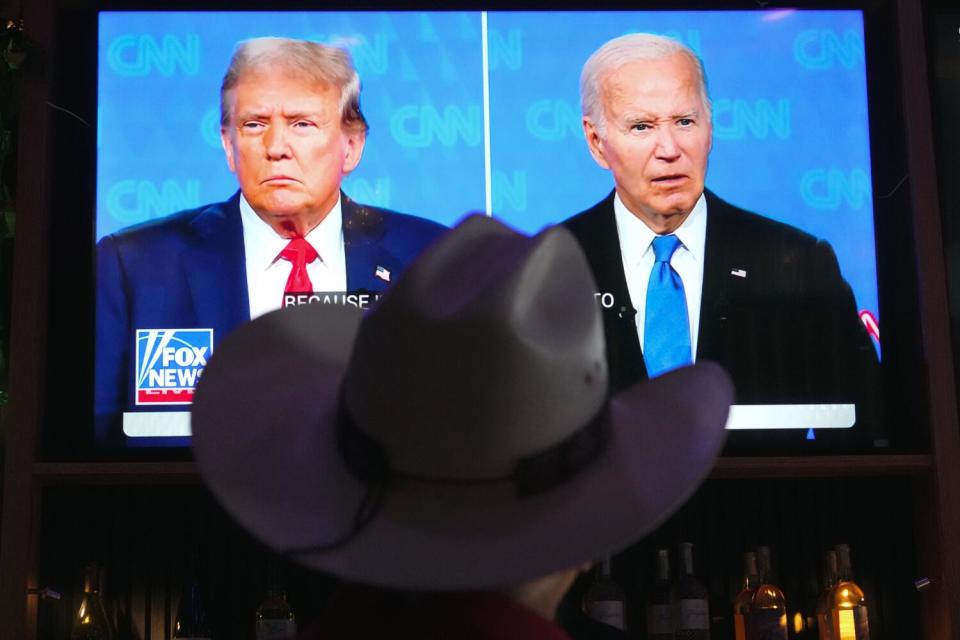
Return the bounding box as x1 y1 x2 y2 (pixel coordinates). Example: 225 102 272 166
38 0 930 461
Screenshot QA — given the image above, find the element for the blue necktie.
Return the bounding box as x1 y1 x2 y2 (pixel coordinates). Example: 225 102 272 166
644 234 692 377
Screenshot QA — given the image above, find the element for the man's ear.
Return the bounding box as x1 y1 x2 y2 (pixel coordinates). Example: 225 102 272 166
706 117 714 155
341 128 366 175
583 117 610 170
221 127 237 173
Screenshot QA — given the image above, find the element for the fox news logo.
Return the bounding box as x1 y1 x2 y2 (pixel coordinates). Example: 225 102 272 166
135 329 212 405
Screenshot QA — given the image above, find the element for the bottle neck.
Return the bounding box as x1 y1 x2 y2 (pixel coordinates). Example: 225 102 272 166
599 557 613 579
824 551 839 590
756 547 775 585
742 553 759 590
656 550 670 581
678 543 695 576
82 564 102 595
189 582 205 603
836 545 854 582
265 560 290 599
266 587 288 601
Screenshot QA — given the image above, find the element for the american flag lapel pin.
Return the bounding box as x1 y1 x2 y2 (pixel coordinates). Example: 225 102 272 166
730 268 747 278
375 265 391 282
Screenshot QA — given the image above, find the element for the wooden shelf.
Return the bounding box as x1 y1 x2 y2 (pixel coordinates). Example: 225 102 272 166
30 454 933 485
712 454 932 478
33 462 199 484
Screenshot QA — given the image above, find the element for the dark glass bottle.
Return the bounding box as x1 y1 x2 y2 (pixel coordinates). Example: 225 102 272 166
794 570 822 639
646 549 673 640
173 555 214 640
255 562 297 640
734 552 760 640
70 563 115 640
673 542 710 639
581 556 627 631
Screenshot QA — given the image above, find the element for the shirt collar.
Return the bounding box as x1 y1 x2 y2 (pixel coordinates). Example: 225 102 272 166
239 193 343 271
613 191 707 266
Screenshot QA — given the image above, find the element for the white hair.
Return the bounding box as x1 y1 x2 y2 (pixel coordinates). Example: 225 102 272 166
220 37 367 133
580 33 711 135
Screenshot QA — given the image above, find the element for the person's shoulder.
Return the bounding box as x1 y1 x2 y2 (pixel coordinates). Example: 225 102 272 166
705 191 817 244
561 193 617 256
344 196 447 239
562 192 615 234
706 191 844 283
378 206 447 236
98 196 238 249
706 190 818 248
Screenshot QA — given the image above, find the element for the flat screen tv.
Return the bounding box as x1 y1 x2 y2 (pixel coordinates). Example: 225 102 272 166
39 1 928 457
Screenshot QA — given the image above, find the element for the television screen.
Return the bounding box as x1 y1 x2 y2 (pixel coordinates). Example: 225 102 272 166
93 9 883 446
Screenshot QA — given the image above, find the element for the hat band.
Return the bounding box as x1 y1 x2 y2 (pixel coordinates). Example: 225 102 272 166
282 397 610 559
336 400 611 498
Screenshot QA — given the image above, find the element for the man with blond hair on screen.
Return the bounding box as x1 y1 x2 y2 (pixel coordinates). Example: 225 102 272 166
96 38 444 441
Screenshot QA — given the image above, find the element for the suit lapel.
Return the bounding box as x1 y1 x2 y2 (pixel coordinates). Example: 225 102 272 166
581 194 636 314
698 191 747 361
184 193 250 342
573 193 649 386
342 195 398 293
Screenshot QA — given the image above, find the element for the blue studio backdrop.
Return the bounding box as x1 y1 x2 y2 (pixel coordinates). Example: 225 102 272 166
98 10 878 330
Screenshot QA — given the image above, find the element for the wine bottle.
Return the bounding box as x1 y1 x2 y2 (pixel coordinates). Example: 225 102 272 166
815 551 838 640
646 549 673 640
751 547 788 640
796 572 822 639
255 562 298 640
673 542 710 639
581 556 626 631
829 544 869 640
173 558 213 640
70 563 115 640
734 552 759 640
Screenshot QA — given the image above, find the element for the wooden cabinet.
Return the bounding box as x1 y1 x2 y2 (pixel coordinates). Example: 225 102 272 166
10 458 951 639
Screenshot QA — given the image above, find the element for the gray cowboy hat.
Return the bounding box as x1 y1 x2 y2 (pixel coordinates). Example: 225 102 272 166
191 215 732 589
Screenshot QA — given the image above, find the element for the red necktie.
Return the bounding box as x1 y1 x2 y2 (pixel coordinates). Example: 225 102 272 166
278 237 319 298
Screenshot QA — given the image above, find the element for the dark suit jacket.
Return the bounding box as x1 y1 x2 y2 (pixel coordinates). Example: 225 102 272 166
95 192 445 441
563 190 879 407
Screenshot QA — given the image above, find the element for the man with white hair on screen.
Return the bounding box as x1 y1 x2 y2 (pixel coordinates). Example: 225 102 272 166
563 33 877 428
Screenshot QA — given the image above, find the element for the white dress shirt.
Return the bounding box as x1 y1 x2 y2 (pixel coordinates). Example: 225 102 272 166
613 192 707 359
240 194 347 320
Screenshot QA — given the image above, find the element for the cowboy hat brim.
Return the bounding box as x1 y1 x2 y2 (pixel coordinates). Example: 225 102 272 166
192 302 731 589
